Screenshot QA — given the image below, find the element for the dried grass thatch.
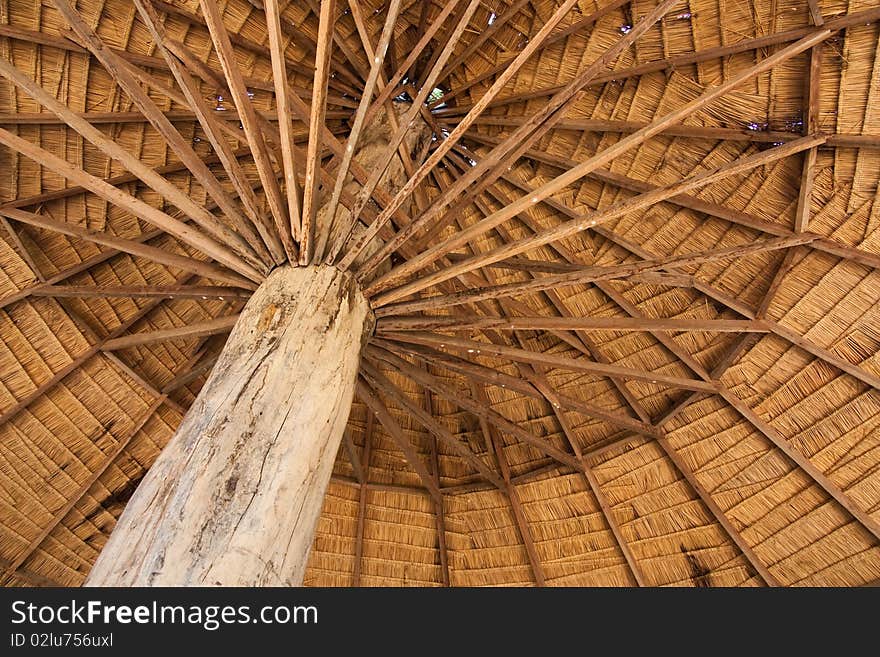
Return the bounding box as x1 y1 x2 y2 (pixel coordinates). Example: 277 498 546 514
0 0 879 587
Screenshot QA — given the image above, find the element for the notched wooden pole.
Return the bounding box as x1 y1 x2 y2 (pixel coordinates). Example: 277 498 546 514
86 265 373 586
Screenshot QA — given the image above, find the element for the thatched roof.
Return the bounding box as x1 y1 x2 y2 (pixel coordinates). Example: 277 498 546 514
1 0 879 587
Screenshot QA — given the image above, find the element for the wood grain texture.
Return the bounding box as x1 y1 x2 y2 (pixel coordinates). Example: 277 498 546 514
85 266 372 586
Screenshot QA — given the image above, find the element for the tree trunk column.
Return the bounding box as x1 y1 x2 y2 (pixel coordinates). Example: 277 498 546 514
86 265 372 586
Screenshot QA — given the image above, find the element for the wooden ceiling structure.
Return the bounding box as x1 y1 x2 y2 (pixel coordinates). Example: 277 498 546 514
0 0 879 586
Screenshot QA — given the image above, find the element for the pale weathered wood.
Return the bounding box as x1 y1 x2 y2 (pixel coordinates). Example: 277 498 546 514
85 266 372 586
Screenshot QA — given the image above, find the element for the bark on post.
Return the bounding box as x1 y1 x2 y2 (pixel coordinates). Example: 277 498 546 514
85 265 372 586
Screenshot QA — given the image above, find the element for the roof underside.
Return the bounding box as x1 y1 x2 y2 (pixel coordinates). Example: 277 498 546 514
0 0 879 587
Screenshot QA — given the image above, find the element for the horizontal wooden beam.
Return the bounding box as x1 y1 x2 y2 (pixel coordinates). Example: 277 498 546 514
162 353 219 394
0 147 252 210
456 116 880 149
0 109 352 124
374 235 812 316
380 332 718 393
445 252 693 284
102 315 239 351
29 285 252 301
436 6 880 115
378 316 768 333
0 23 85 51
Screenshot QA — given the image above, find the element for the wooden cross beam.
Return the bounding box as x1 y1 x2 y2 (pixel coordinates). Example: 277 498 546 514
424 380 450 587
366 131 823 304
437 158 694 415
795 46 822 233
378 315 768 334
317 0 404 259
450 116 880 149
102 315 239 351
28 285 251 301
379 330 717 393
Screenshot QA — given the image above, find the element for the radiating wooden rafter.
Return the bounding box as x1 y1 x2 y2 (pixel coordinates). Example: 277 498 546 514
1 0 878 587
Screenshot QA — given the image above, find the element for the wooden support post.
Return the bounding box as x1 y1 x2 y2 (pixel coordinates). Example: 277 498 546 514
85 266 372 586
